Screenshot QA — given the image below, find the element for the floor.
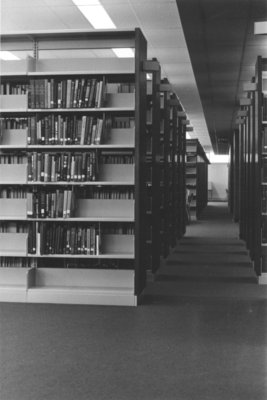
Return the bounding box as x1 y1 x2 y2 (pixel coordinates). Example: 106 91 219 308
0 202 267 400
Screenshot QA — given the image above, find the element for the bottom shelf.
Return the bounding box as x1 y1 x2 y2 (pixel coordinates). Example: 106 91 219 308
0 267 137 306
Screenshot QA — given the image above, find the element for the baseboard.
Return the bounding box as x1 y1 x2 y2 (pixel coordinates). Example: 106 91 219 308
258 272 267 285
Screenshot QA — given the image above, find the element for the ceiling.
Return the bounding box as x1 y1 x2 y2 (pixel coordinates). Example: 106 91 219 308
177 0 267 153
1 0 267 154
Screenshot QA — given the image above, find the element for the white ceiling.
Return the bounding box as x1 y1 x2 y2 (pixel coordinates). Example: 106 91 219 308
0 0 212 151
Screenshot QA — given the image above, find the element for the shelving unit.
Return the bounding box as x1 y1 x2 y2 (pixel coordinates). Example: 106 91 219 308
159 79 171 258
186 139 209 220
169 94 186 245
157 79 186 259
0 29 148 306
231 56 267 284
144 59 161 273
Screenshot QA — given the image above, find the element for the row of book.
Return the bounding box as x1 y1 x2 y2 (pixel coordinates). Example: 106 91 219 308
0 222 27 233
0 187 134 199
28 78 107 109
0 117 28 129
0 257 34 268
27 115 109 145
0 188 27 198
38 224 102 255
0 83 28 95
79 188 134 199
27 189 75 219
27 152 98 182
1 223 133 254
0 154 26 164
100 154 134 164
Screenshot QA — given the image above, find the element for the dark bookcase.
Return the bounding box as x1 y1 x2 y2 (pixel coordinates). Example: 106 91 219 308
231 56 267 284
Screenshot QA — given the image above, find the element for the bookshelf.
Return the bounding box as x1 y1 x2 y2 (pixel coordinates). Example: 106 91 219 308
144 59 161 273
159 79 171 258
169 95 186 246
0 29 148 305
231 56 267 284
186 139 209 220
157 79 187 259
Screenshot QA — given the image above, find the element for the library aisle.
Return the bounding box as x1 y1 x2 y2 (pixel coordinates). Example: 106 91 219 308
1 203 267 400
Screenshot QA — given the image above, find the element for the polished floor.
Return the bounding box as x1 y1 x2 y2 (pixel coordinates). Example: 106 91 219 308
0 203 267 400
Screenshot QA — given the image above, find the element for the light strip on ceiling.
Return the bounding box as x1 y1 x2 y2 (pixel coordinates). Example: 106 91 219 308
72 0 116 29
254 21 267 34
72 1 134 58
0 51 20 60
112 48 134 58
207 152 229 164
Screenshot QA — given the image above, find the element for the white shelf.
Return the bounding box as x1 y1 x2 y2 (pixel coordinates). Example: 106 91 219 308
29 254 134 259
26 287 137 306
27 145 135 149
27 107 134 113
0 267 137 306
26 181 134 186
26 217 134 222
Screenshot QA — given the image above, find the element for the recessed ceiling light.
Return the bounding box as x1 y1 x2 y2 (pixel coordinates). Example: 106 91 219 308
0 51 20 60
72 0 116 29
112 48 135 58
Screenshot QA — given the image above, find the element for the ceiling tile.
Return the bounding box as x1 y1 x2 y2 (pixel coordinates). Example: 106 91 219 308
103 4 138 29
1 6 71 31
48 5 94 29
147 47 190 63
144 28 186 48
129 1 180 30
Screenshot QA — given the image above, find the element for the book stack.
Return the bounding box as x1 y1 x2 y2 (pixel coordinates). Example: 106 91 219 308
38 223 101 255
0 82 29 95
26 189 75 218
28 78 106 109
27 151 98 182
27 115 106 145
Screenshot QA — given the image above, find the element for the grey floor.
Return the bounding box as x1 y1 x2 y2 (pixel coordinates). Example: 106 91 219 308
0 202 267 400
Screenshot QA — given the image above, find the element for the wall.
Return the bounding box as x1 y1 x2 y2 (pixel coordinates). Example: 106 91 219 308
208 163 229 201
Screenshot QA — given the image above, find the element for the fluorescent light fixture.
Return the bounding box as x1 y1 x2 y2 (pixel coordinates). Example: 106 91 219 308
112 48 135 58
208 152 229 164
0 51 20 60
254 21 267 34
72 0 116 29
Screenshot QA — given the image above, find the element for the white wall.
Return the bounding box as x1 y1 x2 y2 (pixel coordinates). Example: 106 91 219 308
208 163 228 201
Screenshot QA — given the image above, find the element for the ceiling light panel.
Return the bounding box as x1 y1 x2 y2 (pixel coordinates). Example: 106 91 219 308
112 48 134 58
72 0 116 29
0 51 20 60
